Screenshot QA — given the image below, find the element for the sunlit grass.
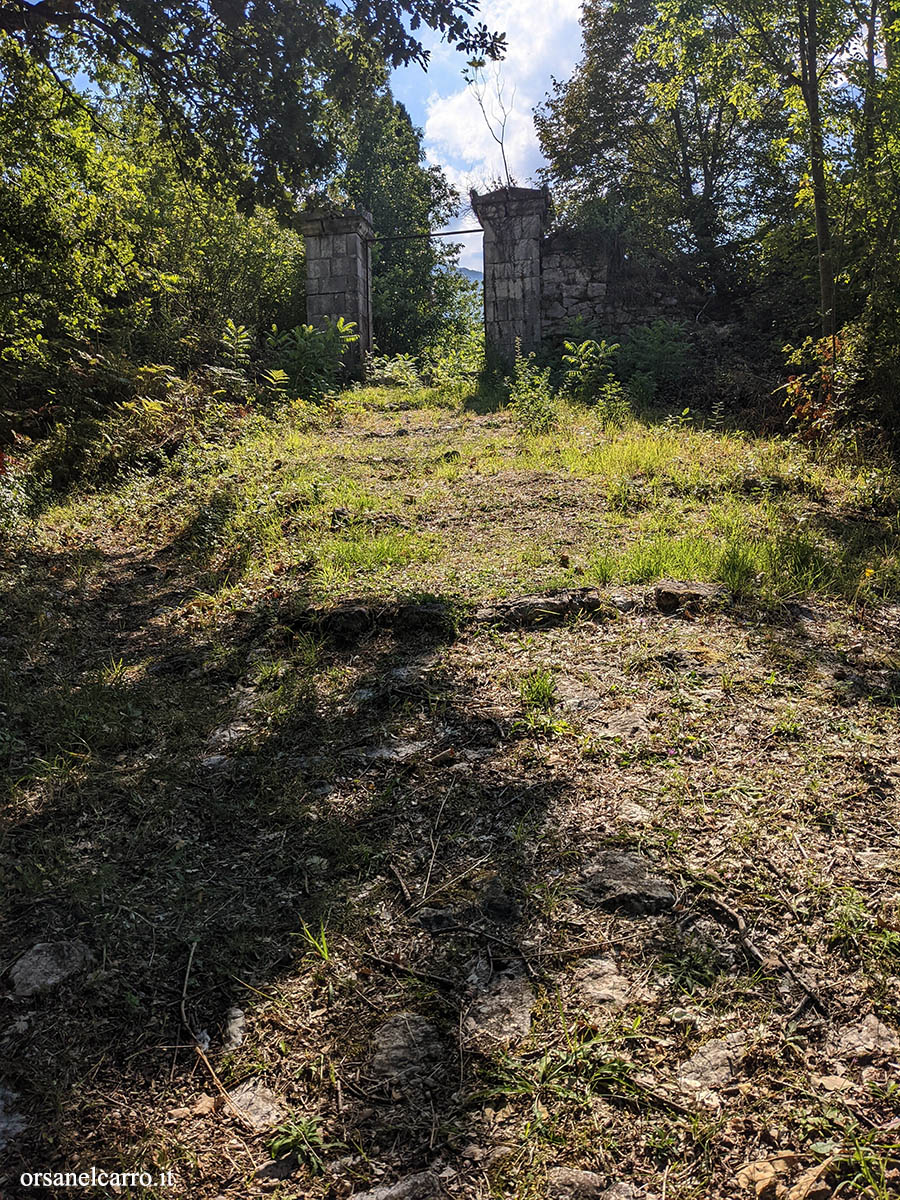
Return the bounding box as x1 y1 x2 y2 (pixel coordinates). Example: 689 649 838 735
18 386 900 610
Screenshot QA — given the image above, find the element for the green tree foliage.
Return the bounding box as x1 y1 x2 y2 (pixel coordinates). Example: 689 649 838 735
540 0 900 438
0 0 504 209
0 38 304 426
339 88 477 355
535 0 790 303
0 38 146 377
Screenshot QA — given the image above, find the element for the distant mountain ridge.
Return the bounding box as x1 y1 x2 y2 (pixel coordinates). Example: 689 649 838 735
458 267 483 283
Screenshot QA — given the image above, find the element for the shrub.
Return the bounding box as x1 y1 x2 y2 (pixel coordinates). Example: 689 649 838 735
220 320 253 369
617 320 692 397
265 318 358 403
365 352 422 388
508 344 558 435
421 324 485 385
783 320 900 447
0 454 29 543
561 338 619 405
594 379 632 428
626 371 656 408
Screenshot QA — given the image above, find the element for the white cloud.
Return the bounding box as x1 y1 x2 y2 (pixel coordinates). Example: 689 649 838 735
394 0 583 270
422 0 583 192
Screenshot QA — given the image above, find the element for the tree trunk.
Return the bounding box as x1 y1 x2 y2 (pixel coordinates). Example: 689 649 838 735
886 0 897 71
862 0 878 166
799 0 836 336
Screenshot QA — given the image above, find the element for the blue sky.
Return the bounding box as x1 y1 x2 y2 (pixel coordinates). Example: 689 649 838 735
390 0 584 267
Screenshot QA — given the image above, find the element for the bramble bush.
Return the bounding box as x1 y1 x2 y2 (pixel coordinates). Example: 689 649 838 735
783 320 900 448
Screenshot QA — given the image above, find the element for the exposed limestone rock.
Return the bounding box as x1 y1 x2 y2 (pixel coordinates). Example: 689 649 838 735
582 852 675 915
463 972 533 1051
370 1014 443 1081
10 941 93 996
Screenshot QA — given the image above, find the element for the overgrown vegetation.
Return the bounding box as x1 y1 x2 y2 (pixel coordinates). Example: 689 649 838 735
537 0 900 442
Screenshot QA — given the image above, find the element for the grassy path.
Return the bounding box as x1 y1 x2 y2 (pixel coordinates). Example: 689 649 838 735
1 390 899 1198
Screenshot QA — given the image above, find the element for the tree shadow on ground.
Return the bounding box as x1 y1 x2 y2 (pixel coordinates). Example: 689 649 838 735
0 533 584 1198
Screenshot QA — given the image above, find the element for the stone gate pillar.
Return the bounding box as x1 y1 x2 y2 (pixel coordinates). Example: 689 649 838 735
299 207 374 372
471 186 550 364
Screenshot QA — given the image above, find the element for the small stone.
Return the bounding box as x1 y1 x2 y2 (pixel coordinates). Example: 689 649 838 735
464 972 533 1050
479 875 521 923
350 1171 442 1200
320 604 373 641
254 1156 298 1182
222 1007 246 1050
831 1014 899 1060
546 1166 606 1198
10 941 94 996
365 740 430 764
207 720 252 750
461 1143 487 1161
618 800 651 824
417 906 459 933
582 852 675 915
652 580 722 615
476 589 609 629
227 1080 285 1131
370 1014 443 1081
678 1032 747 1090
667 1006 698 1026
200 754 229 770
607 591 638 613
598 711 650 742
569 958 649 1010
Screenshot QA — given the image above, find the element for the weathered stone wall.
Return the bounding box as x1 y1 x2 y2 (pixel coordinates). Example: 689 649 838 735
541 232 609 335
469 186 685 363
299 208 373 370
541 230 682 341
471 187 550 363
300 194 687 370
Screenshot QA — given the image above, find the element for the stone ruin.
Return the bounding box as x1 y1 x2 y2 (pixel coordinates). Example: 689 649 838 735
301 187 683 369
298 206 374 371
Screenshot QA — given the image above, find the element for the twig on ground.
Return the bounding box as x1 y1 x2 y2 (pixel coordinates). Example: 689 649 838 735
179 940 198 1036
428 922 541 979
390 862 412 904
422 788 452 901
363 950 458 991
178 941 255 1130
703 896 827 1014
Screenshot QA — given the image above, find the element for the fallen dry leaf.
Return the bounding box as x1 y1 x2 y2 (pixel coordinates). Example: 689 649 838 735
812 1074 853 1093
736 1155 803 1198
787 1156 835 1200
167 1092 219 1120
